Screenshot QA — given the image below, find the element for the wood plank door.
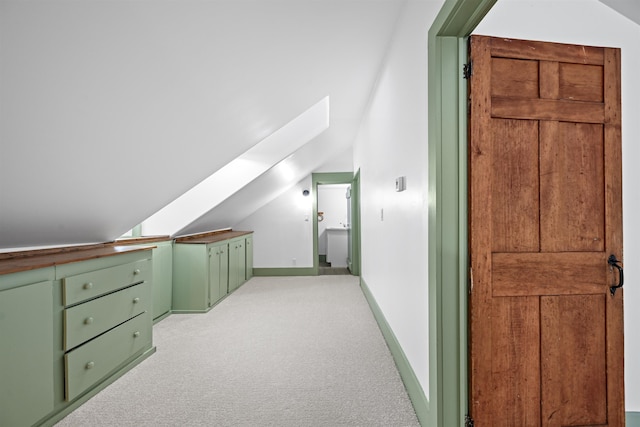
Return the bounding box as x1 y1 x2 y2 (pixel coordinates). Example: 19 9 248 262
468 35 624 427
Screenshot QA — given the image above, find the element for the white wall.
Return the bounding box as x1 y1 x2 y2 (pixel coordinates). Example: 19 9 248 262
235 149 353 268
353 0 444 397
235 177 314 268
317 184 350 255
475 0 640 412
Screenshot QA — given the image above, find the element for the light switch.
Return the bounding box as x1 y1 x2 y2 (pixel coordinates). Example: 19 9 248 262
395 176 406 192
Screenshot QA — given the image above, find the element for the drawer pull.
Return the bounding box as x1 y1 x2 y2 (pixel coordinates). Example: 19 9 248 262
85 361 95 370
133 331 140 338
84 317 94 325
83 282 93 290
133 269 141 275
132 297 140 304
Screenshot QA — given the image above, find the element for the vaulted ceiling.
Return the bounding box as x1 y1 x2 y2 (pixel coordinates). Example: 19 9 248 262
1 0 638 249
598 0 640 25
0 0 407 249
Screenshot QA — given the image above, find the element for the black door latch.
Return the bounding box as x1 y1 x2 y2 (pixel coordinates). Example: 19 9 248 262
608 254 624 296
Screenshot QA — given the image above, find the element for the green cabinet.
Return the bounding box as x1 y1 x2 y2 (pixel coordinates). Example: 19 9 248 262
57 250 154 404
173 241 230 312
0 247 155 426
245 235 254 280
228 236 246 293
151 241 173 320
208 242 229 305
172 243 209 312
172 231 253 312
229 234 254 290
0 270 55 427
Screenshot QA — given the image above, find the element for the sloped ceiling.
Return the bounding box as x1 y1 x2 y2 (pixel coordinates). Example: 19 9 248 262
598 0 640 25
0 0 406 249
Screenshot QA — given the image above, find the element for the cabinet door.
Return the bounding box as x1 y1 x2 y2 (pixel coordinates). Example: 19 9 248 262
0 281 54 427
245 236 253 280
231 239 247 291
152 242 173 319
172 244 208 312
237 239 246 286
218 243 229 298
208 243 229 306
208 246 221 306
228 241 240 292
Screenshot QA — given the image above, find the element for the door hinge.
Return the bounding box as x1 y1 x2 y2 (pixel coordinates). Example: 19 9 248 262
465 414 474 427
463 61 472 79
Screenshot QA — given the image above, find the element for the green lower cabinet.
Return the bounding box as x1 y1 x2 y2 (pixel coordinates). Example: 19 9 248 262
0 250 155 426
172 243 209 312
0 272 55 427
245 235 254 280
173 242 230 312
228 236 247 292
173 233 253 312
151 241 173 320
209 242 229 305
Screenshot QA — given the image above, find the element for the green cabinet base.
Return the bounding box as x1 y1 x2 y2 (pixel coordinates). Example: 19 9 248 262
172 233 253 313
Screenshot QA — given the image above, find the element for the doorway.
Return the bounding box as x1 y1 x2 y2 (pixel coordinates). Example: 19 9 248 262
317 183 351 275
426 1 634 425
312 172 360 276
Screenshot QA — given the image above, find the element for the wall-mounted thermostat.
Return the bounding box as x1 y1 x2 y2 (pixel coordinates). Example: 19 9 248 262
395 176 406 192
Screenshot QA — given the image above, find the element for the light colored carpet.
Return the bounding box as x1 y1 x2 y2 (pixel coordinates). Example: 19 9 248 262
56 275 420 427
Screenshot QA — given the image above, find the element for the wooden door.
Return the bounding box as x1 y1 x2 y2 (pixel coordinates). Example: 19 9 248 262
468 36 624 427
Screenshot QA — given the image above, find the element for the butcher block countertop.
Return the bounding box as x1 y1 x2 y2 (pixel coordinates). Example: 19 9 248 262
0 243 159 276
0 230 251 275
174 229 252 244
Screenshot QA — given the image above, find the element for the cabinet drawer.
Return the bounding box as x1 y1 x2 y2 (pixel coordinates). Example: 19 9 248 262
64 281 151 351
65 311 151 401
63 259 151 306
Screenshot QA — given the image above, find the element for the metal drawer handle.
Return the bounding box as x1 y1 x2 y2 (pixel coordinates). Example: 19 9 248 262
85 361 95 370
133 331 140 338
133 269 141 275
84 317 94 325
83 282 93 290
132 297 140 304
608 254 624 296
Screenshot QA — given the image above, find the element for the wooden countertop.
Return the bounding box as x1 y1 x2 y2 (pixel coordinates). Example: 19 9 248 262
0 229 250 275
112 236 172 245
0 244 156 276
174 230 252 244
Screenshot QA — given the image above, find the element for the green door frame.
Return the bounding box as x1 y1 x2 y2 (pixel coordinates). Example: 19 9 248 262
427 1 497 426
312 172 358 276
349 170 361 276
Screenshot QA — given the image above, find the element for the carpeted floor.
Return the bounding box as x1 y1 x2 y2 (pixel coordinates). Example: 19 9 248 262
55 275 420 427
